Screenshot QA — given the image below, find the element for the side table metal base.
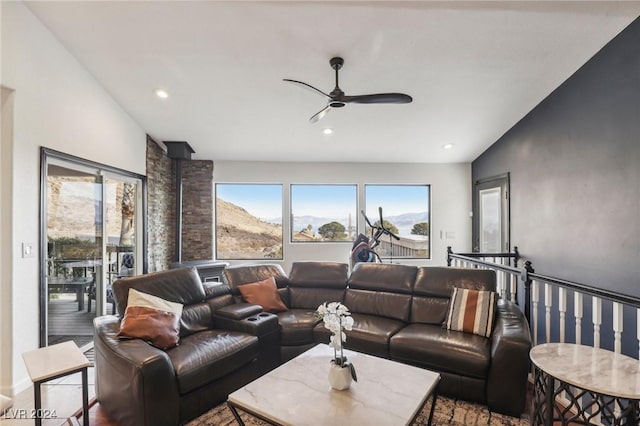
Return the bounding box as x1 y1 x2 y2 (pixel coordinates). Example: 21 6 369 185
533 366 640 426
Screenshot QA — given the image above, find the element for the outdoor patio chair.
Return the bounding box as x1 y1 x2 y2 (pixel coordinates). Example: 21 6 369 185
86 278 116 315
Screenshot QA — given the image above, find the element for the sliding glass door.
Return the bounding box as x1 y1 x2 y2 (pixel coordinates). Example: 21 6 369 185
41 149 145 348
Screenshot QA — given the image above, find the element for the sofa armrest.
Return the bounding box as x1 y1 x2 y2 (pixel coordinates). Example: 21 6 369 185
93 315 179 426
213 308 282 371
486 299 532 417
215 303 263 320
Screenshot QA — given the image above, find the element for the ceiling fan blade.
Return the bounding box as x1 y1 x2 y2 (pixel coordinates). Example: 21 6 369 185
341 93 413 104
309 105 331 123
283 79 331 99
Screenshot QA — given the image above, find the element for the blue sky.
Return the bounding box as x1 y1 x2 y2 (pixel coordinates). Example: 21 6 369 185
216 184 429 220
217 184 283 220
365 185 429 217
291 185 356 218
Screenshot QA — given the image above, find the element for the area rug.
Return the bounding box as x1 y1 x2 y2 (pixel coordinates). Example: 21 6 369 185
187 396 531 426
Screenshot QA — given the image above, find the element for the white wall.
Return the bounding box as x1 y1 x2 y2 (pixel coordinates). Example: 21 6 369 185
0 2 146 395
213 161 472 273
1 87 15 400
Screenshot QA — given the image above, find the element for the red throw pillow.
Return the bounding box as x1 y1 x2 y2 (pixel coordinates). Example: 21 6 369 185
238 277 288 313
117 289 183 349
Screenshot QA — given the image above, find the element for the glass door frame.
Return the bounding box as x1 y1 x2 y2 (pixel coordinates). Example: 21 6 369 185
39 148 147 347
472 173 510 254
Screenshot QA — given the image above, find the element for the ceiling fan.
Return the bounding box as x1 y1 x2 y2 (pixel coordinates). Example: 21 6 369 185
284 57 413 123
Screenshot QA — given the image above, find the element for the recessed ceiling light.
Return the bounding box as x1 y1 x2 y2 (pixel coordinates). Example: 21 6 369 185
154 88 169 99
442 143 455 150
323 128 333 135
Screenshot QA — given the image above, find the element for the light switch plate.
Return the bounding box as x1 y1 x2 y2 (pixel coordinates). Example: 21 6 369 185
22 242 35 258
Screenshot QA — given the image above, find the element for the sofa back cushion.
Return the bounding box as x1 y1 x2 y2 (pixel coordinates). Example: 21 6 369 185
224 264 289 288
181 284 236 337
411 267 496 325
345 263 417 321
113 267 218 338
224 263 290 305
288 262 349 309
113 267 206 316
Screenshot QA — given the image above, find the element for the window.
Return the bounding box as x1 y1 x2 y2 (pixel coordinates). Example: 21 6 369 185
215 184 283 259
364 185 430 258
290 184 357 242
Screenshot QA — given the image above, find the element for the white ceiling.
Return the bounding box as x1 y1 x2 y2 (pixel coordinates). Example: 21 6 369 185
25 1 640 163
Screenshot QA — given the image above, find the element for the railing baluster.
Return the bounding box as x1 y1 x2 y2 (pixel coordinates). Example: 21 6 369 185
591 295 607 422
574 292 583 345
558 287 567 343
545 283 553 343
572 291 584 416
613 302 623 354
509 273 517 304
532 280 539 346
612 302 623 417
592 296 602 349
556 287 569 404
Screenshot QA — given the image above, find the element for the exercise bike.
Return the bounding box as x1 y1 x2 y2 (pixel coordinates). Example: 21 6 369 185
350 207 400 267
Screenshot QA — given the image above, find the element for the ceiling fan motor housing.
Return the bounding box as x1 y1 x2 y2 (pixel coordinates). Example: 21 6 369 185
330 57 344 70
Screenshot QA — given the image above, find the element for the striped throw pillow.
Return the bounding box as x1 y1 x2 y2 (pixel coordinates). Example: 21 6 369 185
445 287 498 338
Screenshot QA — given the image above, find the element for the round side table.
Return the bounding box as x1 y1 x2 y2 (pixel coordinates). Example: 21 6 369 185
530 343 640 426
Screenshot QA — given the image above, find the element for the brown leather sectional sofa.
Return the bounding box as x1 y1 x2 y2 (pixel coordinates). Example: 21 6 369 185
94 261 531 425
224 261 532 417
93 268 280 426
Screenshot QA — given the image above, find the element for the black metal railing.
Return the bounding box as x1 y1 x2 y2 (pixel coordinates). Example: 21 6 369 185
447 246 523 307
446 245 520 267
446 246 640 359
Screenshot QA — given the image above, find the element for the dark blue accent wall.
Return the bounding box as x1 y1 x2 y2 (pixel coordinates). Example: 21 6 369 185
472 17 640 354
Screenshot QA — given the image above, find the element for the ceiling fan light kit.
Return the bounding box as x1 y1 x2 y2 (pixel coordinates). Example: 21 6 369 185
284 57 412 123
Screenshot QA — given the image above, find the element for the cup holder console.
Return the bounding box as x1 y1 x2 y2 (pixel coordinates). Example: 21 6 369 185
246 312 274 323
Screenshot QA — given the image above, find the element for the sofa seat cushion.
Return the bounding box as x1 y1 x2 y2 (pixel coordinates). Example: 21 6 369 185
390 324 491 379
314 313 405 358
167 330 259 394
277 309 321 346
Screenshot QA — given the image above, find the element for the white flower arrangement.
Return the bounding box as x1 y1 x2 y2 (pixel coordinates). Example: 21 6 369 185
316 302 357 381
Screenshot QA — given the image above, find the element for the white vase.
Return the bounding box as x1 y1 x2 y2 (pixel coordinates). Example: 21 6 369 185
328 363 352 390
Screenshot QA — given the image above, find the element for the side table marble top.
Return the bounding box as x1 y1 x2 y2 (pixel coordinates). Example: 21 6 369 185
22 341 91 382
530 343 640 399
228 343 440 426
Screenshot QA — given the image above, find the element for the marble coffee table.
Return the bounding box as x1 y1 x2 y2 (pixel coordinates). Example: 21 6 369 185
227 344 440 426
530 343 640 426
